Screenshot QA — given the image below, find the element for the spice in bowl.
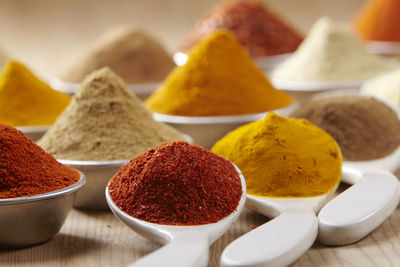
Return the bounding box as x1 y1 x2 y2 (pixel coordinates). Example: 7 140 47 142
353 0 400 42
272 17 394 83
291 95 400 161
0 61 71 127
59 25 174 85
146 30 292 116
38 67 184 161
177 0 302 57
108 141 242 225
0 124 80 199
212 113 342 197
361 69 400 108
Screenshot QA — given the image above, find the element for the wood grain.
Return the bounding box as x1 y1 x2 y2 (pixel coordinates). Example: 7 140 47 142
1 204 399 266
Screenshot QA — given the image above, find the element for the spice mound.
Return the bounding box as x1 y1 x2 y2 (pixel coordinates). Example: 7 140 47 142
146 30 292 116
0 124 80 199
0 61 71 126
59 25 175 84
353 0 400 42
361 69 400 108
291 95 400 161
108 142 242 225
272 17 393 82
38 67 184 161
212 113 342 198
178 0 302 57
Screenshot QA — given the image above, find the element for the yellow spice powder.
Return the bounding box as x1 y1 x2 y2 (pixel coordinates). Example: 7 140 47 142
146 30 292 116
212 113 342 197
0 61 71 126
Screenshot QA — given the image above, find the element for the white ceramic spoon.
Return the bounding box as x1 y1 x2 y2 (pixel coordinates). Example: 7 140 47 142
105 165 246 267
318 147 400 246
220 183 339 267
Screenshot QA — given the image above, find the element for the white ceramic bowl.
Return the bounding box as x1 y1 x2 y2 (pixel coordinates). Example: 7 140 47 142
367 41 400 55
17 125 49 142
50 78 160 100
173 51 292 71
152 106 293 149
0 172 85 248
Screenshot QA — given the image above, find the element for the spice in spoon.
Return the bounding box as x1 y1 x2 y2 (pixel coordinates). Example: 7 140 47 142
0 61 71 126
291 95 400 161
0 124 80 199
146 30 292 116
212 113 342 197
108 142 242 225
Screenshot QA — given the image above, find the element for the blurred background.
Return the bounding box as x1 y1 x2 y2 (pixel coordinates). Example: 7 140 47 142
0 0 365 77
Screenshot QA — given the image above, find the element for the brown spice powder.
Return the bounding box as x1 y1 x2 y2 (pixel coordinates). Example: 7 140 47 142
291 95 400 161
59 26 175 84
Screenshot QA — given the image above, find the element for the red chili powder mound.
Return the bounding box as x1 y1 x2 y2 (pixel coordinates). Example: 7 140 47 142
178 1 303 57
108 142 242 225
0 124 80 199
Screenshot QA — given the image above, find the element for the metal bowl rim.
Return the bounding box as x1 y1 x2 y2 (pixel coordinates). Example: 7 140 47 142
0 172 86 205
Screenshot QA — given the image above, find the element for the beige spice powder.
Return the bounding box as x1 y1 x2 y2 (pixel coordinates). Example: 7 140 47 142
38 67 184 161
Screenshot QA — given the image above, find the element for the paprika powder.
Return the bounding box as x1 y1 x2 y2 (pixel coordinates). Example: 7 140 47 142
178 0 303 57
0 124 80 199
108 141 242 225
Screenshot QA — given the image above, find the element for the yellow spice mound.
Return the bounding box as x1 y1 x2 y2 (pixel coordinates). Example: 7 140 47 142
212 113 342 197
146 30 292 116
0 61 71 126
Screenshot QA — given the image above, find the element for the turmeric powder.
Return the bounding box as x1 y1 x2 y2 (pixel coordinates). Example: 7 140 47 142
146 30 292 116
0 61 71 126
353 0 400 42
211 113 342 197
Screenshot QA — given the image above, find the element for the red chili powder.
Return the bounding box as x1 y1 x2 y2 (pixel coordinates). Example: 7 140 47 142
0 124 80 199
108 142 242 225
178 1 303 57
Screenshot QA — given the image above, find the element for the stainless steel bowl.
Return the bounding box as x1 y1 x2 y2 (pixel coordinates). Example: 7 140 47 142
57 160 127 211
0 173 85 249
57 135 193 211
17 125 49 142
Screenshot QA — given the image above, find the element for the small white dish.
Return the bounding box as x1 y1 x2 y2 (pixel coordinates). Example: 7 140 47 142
17 125 49 142
106 164 246 267
0 172 85 248
221 180 339 267
367 41 400 55
153 105 293 149
50 78 160 100
271 79 366 92
173 51 292 70
254 53 293 71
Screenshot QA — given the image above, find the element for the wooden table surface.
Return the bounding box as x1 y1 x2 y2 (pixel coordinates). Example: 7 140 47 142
2 0 400 266
1 195 400 267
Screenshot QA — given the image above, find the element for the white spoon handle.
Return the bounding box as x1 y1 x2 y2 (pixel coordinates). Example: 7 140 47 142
221 210 317 267
318 171 400 246
128 234 209 267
